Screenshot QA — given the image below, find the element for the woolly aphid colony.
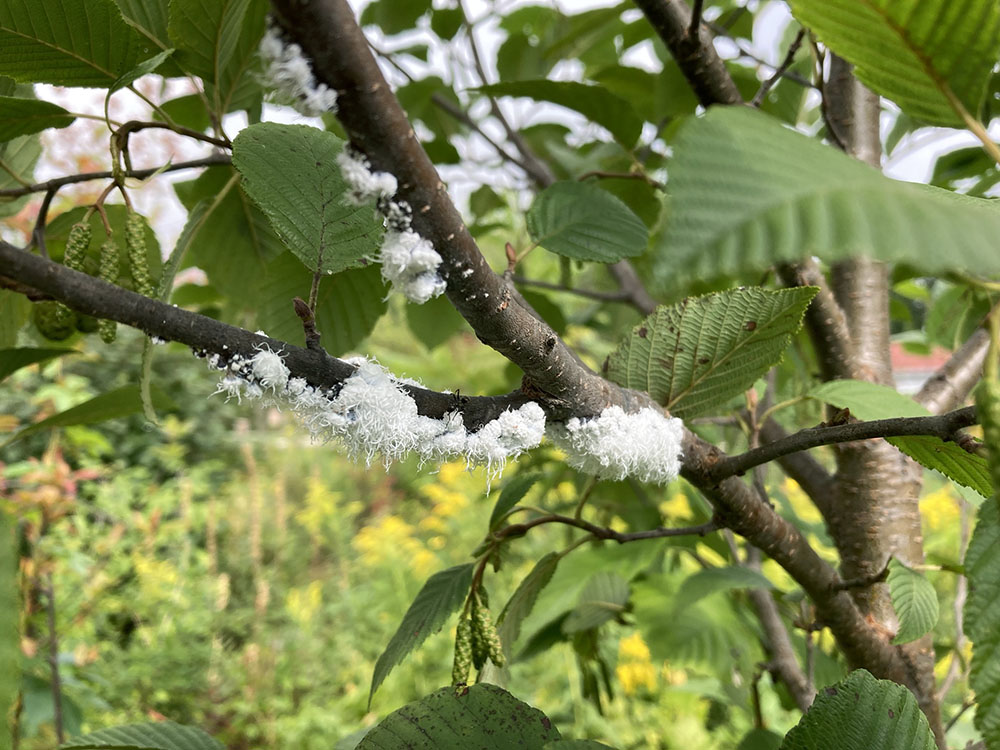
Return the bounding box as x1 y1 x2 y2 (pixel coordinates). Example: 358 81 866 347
214 348 684 485
250 26 684 484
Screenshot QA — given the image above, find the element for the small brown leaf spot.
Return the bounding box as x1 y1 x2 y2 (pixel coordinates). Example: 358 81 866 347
637 327 648 338
699 357 710 365
744 320 757 331
601 359 609 375
315 161 322 167
824 686 838 697
541 717 552 730
888 708 895 719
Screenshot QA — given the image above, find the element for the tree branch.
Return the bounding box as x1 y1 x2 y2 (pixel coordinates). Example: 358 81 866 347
712 407 978 481
758 419 835 516
269 0 656 417
916 327 990 415
631 0 743 107
0 154 232 199
498 515 719 543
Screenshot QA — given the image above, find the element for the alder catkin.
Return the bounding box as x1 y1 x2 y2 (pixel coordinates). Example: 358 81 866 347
470 593 505 669
97 237 120 344
451 614 473 685
48 220 93 334
124 212 155 297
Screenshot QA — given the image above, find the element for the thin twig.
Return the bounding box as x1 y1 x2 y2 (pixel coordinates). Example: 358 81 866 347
498 514 720 544
30 187 59 258
688 0 705 39
712 406 979 481
511 274 632 303
577 170 665 191
0 154 232 199
114 119 231 150
293 296 323 351
752 29 806 107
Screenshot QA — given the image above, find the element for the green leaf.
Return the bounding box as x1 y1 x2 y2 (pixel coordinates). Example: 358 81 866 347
359 0 432 35
498 553 561 656
369 563 474 706
562 572 629 633
0 97 73 140
168 0 248 83
256 253 388 357
526 181 647 263
675 566 776 611
656 107 1000 288
965 500 1000 745
3 385 173 447
0 509 18 750
159 94 210 133
430 8 463 40
359 684 560 749
605 286 816 418
0 291 31 347
887 559 939 644
736 729 783 750
59 721 223 749
808 380 929 421
174 168 283 298
489 474 541 530
479 80 642 146
114 0 171 49
232 123 384 274
887 436 991 499
106 48 174 102
0 134 41 219
406 293 467 351
543 742 616 749
779 669 935 749
206 0 267 117
0 347 76 381
808 380 992 497
0 0 146 87
789 0 1000 126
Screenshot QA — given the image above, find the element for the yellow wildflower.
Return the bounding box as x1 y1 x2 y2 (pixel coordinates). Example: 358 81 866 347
920 486 959 532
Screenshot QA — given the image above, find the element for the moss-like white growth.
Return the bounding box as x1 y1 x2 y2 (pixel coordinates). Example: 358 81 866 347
211 354 544 480
336 149 398 205
259 25 338 117
547 406 684 484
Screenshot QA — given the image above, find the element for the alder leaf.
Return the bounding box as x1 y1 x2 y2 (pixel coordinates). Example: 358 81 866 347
232 123 384 274
358 684 561 749
0 0 147 87
605 286 816 418
479 80 642 146
498 553 561 656
527 181 648 263
0 347 76 381
808 380 991 497
562 572 629 634
369 563 474 706
59 721 223 749
887 559 939 645
656 107 1000 290
789 0 1000 126
780 670 935 749
965 500 1000 746
489 473 541 530
0 97 73 141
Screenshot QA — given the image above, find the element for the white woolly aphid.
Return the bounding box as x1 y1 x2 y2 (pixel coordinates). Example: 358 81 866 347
336 150 398 205
259 25 338 117
548 405 684 484
379 228 447 304
335 147 446 304
212 353 546 479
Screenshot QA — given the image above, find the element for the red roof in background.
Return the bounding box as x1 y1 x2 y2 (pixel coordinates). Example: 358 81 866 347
890 341 951 372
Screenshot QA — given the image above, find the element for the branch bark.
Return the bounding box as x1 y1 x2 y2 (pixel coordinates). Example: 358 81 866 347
269 0 653 418
631 0 743 107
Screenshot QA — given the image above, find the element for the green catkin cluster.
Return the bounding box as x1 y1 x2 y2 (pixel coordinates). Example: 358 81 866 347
452 614 473 685
44 220 93 335
124 212 155 297
470 593 505 669
976 377 1000 494
97 237 120 344
32 301 77 341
